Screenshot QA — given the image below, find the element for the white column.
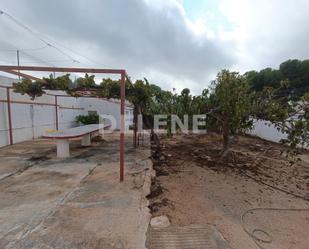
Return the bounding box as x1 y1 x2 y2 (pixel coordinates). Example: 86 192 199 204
81 134 91 146
56 139 70 158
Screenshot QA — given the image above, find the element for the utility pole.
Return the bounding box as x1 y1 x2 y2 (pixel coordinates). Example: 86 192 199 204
16 50 20 80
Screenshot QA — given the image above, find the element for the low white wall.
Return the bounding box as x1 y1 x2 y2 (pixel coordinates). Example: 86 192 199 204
79 97 134 130
249 120 287 143
249 119 308 149
0 87 133 148
0 89 82 147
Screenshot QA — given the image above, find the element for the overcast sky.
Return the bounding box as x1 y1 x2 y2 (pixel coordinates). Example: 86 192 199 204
1 0 309 94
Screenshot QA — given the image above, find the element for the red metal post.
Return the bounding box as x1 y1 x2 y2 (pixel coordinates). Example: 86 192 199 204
120 72 126 181
0 65 131 182
55 95 59 130
6 87 13 145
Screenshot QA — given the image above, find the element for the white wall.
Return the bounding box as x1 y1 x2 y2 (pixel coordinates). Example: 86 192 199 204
0 88 82 147
0 75 17 86
79 97 134 130
249 120 287 143
249 119 308 149
0 87 133 148
56 94 81 129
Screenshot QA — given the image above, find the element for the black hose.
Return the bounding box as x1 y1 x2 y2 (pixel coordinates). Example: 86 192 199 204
241 207 309 249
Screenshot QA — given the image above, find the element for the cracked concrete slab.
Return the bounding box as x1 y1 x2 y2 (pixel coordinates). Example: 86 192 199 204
0 133 152 249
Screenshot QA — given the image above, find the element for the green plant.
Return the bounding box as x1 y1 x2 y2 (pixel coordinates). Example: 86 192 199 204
76 73 96 88
13 78 45 100
76 113 99 125
43 74 72 90
208 70 254 157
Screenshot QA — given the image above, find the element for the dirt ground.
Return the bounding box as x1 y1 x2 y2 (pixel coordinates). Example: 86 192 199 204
148 133 309 249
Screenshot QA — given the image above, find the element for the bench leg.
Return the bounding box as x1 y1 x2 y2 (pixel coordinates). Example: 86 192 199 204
81 134 91 146
57 139 70 158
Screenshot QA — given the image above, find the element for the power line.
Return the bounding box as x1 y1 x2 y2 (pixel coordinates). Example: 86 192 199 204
0 9 113 69
0 45 49 52
0 59 15 64
0 40 75 65
15 59 77 63
1 41 55 67
0 42 102 67
0 9 80 63
0 42 85 79
19 50 55 67
40 33 113 68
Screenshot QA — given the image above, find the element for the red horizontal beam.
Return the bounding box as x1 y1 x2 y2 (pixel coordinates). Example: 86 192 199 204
0 99 85 111
1 70 43 81
0 87 133 108
45 93 134 107
0 65 126 75
0 99 56 107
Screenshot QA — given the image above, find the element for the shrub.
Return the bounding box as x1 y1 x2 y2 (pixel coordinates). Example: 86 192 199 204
76 113 99 125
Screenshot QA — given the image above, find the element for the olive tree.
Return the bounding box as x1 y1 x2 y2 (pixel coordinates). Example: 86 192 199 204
255 82 309 157
208 70 254 157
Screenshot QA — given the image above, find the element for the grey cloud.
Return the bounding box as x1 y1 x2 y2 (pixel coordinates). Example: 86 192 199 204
0 0 235 92
221 0 309 73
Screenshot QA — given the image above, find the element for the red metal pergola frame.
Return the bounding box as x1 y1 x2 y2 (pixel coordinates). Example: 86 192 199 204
0 65 129 182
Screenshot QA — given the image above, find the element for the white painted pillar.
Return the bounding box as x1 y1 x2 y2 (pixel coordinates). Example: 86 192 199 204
56 139 70 158
81 134 91 146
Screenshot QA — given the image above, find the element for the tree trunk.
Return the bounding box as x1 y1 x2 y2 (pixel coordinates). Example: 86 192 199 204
133 105 138 148
133 105 142 148
151 130 161 152
221 119 230 158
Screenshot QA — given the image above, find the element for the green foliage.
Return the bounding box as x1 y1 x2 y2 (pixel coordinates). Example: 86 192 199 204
98 78 131 99
246 59 309 100
148 85 176 115
280 59 303 81
13 74 72 99
13 78 45 100
98 77 153 111
177 88 192 116
76 73 96 88
255 85 309 154
210 70 253 131
147 84 209 133
75 113 99 125
245 68 283 91
10 58 308 157
97 77 152 133
43 74 72 91
206 70 254 156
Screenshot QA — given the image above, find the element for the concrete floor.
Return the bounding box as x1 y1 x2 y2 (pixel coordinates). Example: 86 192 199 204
0 134 152 249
